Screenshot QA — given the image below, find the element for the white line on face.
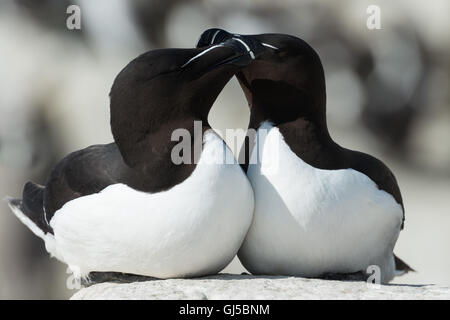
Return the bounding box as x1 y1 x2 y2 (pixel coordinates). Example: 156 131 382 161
210 30 221 44
44 206 49 225
184 37 278 69
262 43 279 50
233 34 279 51
232 37 255 60
181 44 224 68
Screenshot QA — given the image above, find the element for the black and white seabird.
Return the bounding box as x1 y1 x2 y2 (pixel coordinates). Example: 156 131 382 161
6 38 259 280
198 30 413 283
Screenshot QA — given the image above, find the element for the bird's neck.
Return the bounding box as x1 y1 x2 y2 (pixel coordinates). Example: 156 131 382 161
249 100 342 169
278 115 333 148
112 112 210 168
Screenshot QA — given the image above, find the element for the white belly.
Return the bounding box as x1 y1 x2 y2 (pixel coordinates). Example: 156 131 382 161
238 123 403 282
50 132 254 279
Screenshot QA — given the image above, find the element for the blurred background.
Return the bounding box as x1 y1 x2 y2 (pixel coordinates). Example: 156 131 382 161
0 0 449 299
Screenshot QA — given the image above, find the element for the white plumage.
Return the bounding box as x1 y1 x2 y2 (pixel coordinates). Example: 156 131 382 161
11 132 254 279
238 122 403 283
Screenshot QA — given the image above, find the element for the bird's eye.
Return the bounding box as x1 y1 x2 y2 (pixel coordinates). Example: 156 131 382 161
278 50 289 58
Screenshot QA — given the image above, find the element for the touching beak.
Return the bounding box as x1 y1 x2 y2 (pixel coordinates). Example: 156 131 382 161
197 28 234 48
197 28 279 54
181 36 265 75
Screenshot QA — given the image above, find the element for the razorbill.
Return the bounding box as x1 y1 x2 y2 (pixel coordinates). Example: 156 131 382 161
198 30 413 283
6 38 259 280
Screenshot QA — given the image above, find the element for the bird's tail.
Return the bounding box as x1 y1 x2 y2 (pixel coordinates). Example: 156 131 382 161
5 182 58 258
394 254 415 276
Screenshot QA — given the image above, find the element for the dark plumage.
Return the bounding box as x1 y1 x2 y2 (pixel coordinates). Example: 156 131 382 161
9 40 257 234
198 29 413 278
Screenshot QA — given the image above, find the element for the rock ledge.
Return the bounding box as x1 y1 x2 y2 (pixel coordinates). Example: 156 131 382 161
71 274 450 300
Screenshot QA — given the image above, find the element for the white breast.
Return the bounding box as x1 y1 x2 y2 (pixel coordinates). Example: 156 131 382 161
49 132 254 279
238 122 403 282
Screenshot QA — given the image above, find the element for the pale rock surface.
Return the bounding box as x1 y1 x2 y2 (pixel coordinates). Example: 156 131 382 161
71 274 450 300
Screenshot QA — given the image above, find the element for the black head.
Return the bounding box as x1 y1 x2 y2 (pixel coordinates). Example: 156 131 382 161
110 39 259 166
197 30 327 128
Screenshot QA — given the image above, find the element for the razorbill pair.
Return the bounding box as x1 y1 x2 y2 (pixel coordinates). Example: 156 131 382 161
197 29 412 282
7 29 412 284
7 38 264 280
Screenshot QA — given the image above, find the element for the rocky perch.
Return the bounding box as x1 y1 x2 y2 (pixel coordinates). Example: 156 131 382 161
71 274 450 300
